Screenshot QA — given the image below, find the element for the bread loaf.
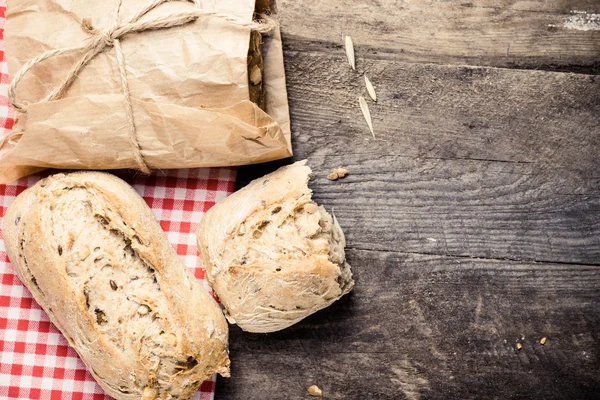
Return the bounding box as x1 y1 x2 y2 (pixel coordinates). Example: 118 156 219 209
2 172 230 400
197 161 354 333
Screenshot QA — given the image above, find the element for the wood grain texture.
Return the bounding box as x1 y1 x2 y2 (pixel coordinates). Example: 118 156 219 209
278 0 600 72
219 1 600 398
281 52 600 169
241 53 600 265
218 250 600 399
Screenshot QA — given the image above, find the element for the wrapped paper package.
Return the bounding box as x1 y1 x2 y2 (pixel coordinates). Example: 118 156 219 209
0 0 292 183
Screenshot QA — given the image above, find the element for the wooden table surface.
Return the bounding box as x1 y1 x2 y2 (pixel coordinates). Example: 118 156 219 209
218 1 600 398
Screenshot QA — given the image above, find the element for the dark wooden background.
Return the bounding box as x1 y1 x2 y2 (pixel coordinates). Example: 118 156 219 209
218 1 600 399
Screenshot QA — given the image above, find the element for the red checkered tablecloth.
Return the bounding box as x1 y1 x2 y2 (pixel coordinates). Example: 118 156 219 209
0 1 234 398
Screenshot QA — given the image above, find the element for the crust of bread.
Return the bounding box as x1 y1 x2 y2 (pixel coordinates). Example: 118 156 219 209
2 172 230 400
197 160 354 333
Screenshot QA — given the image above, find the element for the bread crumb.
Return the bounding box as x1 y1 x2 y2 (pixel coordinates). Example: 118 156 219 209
307 385 323 397
540 337 547 345
336 168 349 178
516 343 523 350
327 168 349 181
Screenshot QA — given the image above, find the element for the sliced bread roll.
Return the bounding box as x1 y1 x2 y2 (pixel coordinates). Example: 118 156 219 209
197 160 354 333
3 172 230 400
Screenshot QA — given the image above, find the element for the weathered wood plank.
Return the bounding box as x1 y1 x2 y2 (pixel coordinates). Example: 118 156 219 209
310 155 600 265
277 0 600 71
223 3 600 398
281 51 600 168
217 250 600 399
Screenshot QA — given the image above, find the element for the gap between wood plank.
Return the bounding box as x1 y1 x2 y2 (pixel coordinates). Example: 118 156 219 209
346 246 600 268
282 37 600 75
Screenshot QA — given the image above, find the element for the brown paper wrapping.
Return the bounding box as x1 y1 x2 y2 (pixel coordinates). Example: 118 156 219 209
0 0 292 183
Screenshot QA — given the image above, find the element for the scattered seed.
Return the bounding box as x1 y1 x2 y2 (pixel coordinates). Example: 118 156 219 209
516 343 523 350
359 96 375 138
238 224 246 235
344 35 355 70
540 337 547 345
327 171 339 181
226 225 234 235
110 280 118 290
307 385 323 397
364 75 377 101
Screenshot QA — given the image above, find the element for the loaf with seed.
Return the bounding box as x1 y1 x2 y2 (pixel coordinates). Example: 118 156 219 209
197 161 354 333
2 172 230 400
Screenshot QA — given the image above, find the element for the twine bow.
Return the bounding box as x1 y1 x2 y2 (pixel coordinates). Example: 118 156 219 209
8 0 277 174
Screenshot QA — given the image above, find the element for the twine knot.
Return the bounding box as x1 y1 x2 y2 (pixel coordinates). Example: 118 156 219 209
100 30 117 47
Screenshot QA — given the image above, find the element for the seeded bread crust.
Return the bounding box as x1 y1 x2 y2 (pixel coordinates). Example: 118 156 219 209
197 161 354 333
2 172 230 400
